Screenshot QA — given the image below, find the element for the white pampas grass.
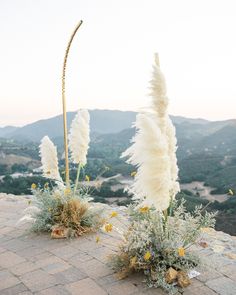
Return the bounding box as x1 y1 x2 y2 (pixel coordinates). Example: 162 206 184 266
150 53 168 118
23 206 41 215
17 206 40 226
16 215 36 226
68 109 90 166
150 54 180 197
122 54 180 211
39 136 62 183
166 117 180 196
122 113 172 211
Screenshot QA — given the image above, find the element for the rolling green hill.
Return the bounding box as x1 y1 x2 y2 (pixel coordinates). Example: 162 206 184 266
1 110 236 194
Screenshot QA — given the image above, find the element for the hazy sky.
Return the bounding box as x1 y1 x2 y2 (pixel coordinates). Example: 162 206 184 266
1 0 236 127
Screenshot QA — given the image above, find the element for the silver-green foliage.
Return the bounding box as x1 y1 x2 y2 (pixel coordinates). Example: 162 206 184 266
110 200 217 294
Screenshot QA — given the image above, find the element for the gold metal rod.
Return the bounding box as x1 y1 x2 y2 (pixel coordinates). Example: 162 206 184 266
62 20 83 186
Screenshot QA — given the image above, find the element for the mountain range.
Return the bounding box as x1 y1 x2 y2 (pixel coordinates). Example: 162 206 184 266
1 109 236 144
0 110 137 141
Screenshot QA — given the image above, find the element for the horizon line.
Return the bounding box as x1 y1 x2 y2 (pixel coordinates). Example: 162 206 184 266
1 108 236 128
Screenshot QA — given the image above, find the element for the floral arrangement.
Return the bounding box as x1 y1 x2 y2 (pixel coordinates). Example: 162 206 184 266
20 110 104 238
109 202 216 294
18 23 106 238
107 54 217 294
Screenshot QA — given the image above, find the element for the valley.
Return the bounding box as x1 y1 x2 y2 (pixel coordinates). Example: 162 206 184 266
0 109 235 234
181 181 229 203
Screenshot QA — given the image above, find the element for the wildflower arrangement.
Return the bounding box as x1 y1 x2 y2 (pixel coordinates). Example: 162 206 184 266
107 54 217 294
109 201 216 294
20 110 104 238
18 23 106 238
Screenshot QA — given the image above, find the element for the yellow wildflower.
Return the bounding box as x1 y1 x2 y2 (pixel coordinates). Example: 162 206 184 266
110 211 118 218
85 175 90 182
178 247 185 257
144 251 151 261
104 223 113 232
130 256 137 267
48 208 52 212
31 183 37 189
64 188 71 196
96 236 100 243
139 206 150 213
130 171 137 177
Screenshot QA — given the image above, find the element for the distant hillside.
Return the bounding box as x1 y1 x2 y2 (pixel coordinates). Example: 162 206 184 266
89 119 236 194
2 109 235 143
2 110 137 141
175 120 236 158
1 109 235 194
0 126 18 137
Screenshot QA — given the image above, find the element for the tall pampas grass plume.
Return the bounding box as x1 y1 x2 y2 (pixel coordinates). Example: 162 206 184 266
68 109 90 166
150 53 180 197
150 53 168 119
39 136 62 183
122 113 172 211
166 117 180 196
122 53 180 211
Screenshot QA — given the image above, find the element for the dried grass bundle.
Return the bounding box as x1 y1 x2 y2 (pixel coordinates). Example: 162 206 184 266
54 199 89 235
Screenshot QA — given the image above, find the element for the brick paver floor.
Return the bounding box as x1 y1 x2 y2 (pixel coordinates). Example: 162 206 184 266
0 194 236 294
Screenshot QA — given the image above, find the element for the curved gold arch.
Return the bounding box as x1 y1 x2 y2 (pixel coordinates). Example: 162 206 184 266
62 20 83 186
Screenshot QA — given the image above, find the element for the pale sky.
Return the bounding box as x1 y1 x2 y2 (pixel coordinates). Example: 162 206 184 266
0 0 236 127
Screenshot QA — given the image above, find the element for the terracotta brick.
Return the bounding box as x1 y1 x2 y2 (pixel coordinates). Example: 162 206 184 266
0 270 20 291
1 283 28 294
50 245 79 260
0 251 25 268
78 258 114 279
10 261 39 276
220 264 236 281
66 278 107 295
106 281 139 295
20 270 59 292
206 277 236 295
36 285 70 295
